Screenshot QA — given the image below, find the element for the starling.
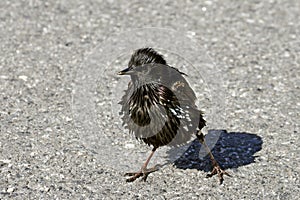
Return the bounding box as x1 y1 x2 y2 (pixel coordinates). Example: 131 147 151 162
118 48 229 184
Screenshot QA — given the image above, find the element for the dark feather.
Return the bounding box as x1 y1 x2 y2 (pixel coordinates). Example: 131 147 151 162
119 48 206 148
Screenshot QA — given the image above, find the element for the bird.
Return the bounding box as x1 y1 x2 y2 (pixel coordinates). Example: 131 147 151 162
118 47 229 184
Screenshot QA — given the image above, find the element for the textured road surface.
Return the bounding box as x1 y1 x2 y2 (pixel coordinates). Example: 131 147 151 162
1 0 299 199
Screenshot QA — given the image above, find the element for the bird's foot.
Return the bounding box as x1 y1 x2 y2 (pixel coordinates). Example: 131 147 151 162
206 162 231 184
124 165 159 182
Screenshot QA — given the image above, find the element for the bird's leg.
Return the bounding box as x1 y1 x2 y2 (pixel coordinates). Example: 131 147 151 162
124 147 159 182
196 131 231 184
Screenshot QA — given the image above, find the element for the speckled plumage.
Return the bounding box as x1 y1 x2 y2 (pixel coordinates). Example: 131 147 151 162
119 48 206 148
118 48 229 183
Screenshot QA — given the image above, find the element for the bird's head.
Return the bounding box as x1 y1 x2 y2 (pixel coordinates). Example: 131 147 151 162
118 48 166 76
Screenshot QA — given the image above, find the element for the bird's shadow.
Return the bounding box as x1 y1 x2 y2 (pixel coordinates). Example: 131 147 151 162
169 130 263 172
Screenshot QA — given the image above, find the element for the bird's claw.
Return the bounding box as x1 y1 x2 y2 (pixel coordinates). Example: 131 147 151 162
124 166 159 182
124 171 144 182
206 164 231 184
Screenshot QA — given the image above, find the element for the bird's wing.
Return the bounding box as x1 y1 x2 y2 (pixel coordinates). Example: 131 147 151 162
162 66 197 106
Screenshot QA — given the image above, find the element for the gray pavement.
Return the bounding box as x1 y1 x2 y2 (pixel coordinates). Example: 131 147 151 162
0 0 299 199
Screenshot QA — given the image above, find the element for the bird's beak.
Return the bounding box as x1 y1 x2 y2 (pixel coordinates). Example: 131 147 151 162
118 67 134 75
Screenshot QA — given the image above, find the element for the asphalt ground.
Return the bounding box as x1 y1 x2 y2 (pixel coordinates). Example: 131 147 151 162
0 1 299 199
